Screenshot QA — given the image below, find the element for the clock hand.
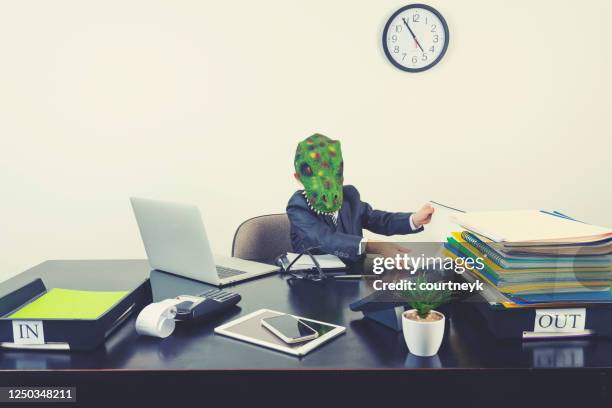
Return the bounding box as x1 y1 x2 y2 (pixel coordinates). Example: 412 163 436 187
402 17 424 52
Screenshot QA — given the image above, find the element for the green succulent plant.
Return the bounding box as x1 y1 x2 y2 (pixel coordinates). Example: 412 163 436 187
402 275 452 319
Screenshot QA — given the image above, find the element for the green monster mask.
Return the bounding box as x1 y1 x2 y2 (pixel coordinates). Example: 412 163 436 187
294 134 344 214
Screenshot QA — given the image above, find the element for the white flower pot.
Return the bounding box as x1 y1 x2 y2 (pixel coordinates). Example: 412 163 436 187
402 309 445 357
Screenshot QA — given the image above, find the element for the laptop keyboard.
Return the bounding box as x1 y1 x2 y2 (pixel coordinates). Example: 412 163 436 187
216 265 247 279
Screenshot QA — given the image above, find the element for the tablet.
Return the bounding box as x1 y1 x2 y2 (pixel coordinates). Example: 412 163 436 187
214 309 345 356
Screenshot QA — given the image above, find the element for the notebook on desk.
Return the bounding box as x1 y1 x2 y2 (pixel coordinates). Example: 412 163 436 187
281 253 346 271
278 252 346 271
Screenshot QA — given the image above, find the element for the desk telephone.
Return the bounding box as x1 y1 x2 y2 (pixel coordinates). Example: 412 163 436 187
174 289 241 322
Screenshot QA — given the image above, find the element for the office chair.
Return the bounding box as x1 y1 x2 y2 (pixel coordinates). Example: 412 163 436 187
231 213 292 263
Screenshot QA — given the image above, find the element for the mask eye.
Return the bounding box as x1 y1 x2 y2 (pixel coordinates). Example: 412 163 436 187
300 162 313 177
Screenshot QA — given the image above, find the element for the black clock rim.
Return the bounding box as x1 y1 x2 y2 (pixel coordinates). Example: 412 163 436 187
382 3 450 73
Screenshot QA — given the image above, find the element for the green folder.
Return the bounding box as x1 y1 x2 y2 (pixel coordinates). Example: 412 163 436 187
8 288 129 320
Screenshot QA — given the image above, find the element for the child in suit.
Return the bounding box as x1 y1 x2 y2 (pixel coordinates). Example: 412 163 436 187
287 134 434 263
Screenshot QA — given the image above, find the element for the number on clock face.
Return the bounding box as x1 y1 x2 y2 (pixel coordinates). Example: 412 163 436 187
383 4 449 72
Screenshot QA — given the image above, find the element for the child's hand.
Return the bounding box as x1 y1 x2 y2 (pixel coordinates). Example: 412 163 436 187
413 203 435 227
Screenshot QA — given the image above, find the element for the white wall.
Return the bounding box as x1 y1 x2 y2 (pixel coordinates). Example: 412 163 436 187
1 0 611 281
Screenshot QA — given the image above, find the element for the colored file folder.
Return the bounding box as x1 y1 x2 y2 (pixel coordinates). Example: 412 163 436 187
451 210 612 244
9 288 129 320
461 231 612 268
445 232 612 298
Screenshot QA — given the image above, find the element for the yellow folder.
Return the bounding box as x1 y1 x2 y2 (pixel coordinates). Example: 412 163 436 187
9 288 128 320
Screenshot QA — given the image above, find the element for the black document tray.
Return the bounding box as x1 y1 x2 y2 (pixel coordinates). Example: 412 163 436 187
466 293 612 340
0 278 151 351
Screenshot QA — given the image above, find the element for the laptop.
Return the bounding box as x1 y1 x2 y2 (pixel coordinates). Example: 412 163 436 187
130 197 279 286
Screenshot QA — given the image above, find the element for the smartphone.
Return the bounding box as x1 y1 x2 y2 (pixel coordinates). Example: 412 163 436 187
261 314 319 344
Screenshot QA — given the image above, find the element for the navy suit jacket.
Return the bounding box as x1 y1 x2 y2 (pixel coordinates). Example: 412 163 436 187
286 185 423 263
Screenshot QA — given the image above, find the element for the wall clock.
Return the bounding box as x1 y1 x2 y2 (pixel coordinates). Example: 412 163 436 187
382 4 449 72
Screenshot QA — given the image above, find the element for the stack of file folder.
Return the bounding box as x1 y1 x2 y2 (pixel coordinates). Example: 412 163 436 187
443 210 612 307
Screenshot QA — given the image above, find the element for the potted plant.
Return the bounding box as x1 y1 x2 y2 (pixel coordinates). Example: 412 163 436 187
401 275 452 357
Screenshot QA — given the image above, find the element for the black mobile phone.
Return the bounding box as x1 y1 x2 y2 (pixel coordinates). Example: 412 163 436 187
261 314 318 344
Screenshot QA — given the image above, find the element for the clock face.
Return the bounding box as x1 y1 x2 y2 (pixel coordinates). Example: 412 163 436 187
382 4 449 72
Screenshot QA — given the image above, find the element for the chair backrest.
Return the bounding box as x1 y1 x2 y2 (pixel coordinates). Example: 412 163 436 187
231 213 292 263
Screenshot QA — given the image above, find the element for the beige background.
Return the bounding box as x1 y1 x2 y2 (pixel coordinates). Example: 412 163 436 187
1 0 610 281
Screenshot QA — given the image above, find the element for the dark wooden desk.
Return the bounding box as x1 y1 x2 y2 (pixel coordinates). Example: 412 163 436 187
3 260 612 405
2 259 612 370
